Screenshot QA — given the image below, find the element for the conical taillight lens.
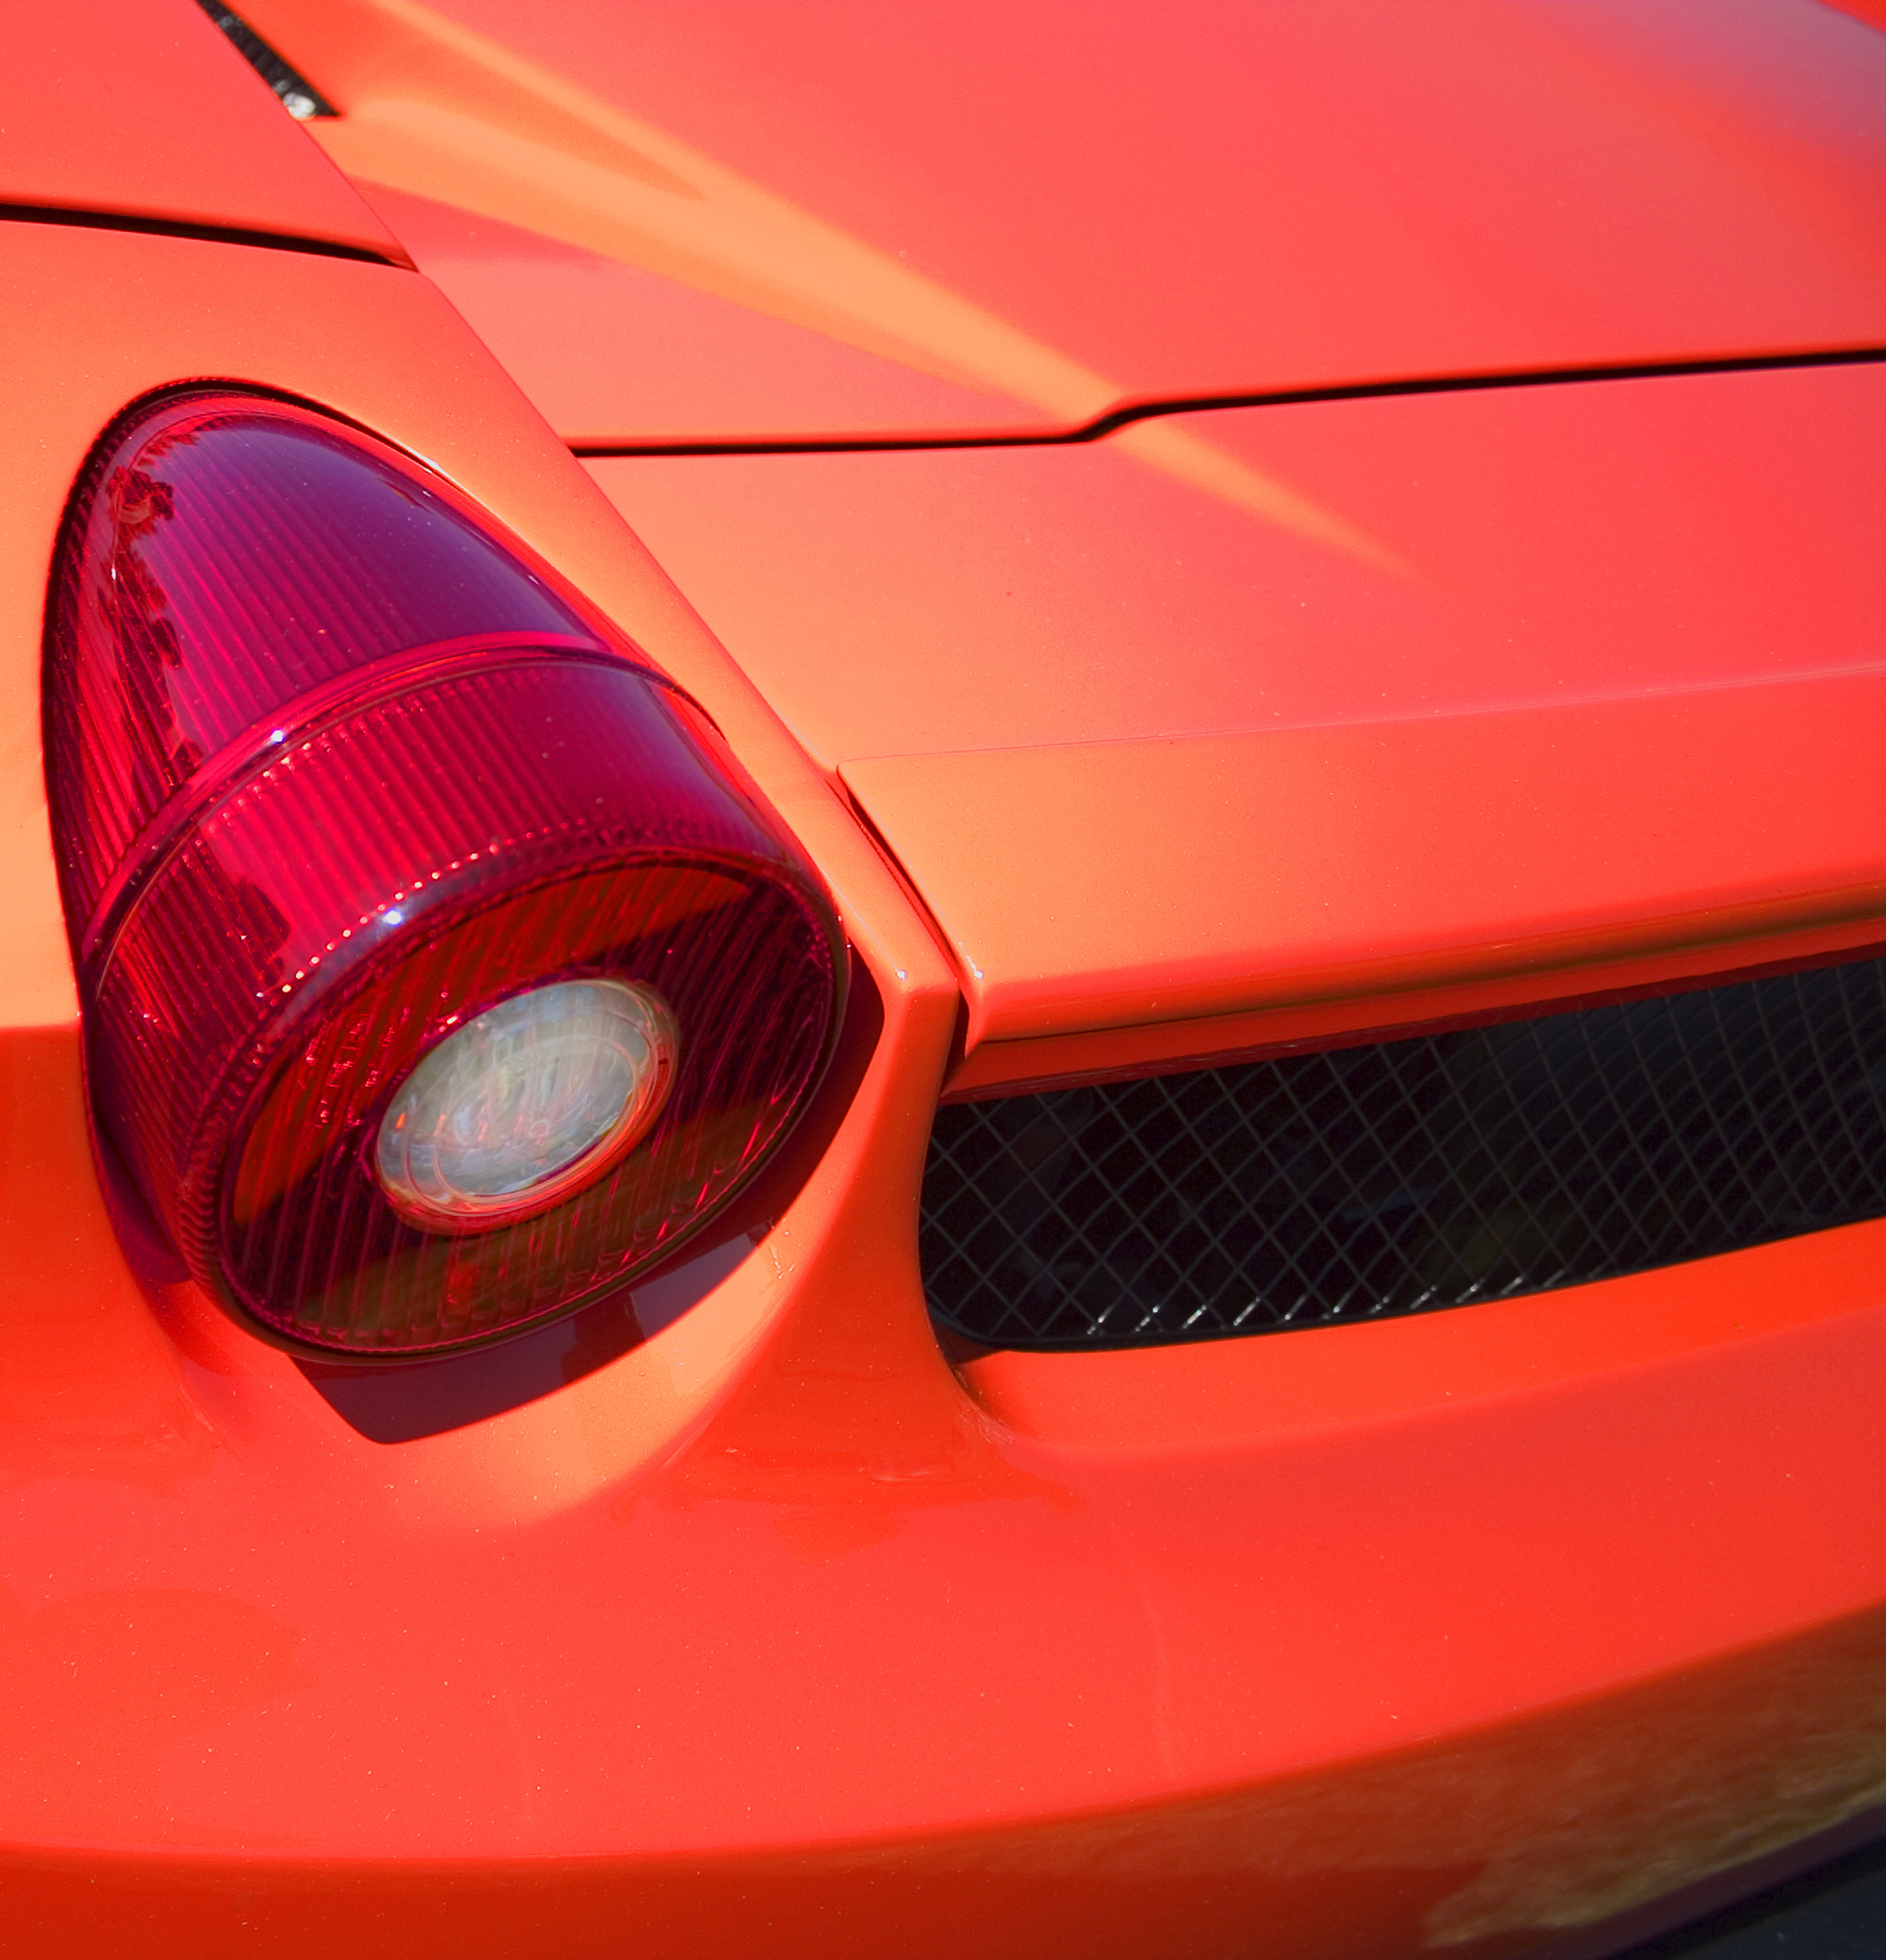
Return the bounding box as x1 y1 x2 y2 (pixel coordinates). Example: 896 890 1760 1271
45 390 843 1356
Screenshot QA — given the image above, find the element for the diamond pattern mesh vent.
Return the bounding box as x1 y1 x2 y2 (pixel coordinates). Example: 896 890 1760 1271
920 955 1886 1348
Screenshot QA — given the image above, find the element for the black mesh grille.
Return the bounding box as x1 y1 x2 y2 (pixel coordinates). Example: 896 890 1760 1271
920 955 1886 1348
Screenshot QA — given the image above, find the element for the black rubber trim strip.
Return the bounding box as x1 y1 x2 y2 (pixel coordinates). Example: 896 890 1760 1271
195 0 339 118
0 202 405 268
571 342 1886 457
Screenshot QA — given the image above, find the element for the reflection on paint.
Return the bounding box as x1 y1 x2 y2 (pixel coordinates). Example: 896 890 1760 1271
259 0 1391 563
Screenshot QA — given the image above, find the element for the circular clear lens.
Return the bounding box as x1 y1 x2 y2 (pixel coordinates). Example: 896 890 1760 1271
374 978 677 1230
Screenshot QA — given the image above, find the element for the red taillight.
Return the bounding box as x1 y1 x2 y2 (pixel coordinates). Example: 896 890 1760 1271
45 391 844 1356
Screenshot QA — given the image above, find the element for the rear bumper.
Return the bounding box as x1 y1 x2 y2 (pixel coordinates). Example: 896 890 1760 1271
3 906 1885 1957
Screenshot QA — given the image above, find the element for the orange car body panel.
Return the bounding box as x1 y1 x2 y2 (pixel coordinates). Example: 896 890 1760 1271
588 368 1886 766
587 362 1886 1071
340 180 1054 448
243 0 1886 441
0 0 402 261
4 2 1886 1953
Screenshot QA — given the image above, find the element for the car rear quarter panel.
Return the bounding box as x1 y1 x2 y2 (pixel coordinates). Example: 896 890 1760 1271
2 189 1885 1960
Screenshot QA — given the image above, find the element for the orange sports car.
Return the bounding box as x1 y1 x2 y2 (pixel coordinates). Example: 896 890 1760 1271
5 2 1886 1953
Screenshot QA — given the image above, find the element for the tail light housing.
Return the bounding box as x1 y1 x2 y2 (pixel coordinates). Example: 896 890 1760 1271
44 390 844 1357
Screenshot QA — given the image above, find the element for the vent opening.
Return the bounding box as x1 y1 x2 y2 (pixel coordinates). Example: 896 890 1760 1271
921 953 1886 1349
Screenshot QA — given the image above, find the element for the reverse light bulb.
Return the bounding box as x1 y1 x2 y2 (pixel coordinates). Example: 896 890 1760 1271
376 979 678 1230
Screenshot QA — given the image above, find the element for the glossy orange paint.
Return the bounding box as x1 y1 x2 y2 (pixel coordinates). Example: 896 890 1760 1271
244 0 1886 442
4 29 1886 1960
0 0 400 261
938 913 1886 1104
358 182 1047 446
587 365 1886 766
587 362 1886 1066
846 680 1886 1055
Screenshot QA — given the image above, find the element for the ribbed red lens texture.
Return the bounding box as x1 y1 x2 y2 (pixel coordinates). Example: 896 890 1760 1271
46 390 844 1354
